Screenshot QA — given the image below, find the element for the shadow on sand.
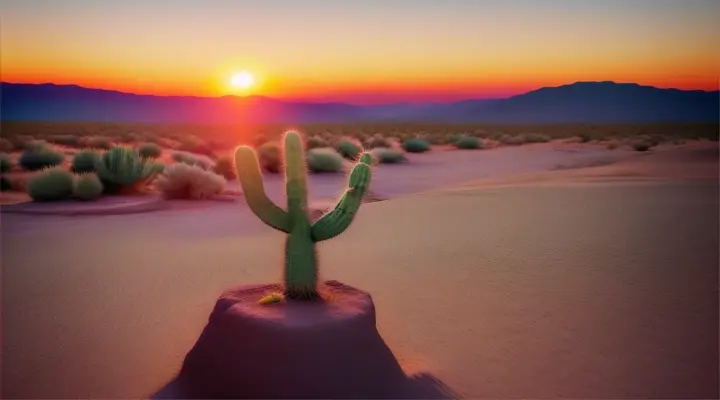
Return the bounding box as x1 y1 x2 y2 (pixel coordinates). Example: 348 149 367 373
152 370 460 399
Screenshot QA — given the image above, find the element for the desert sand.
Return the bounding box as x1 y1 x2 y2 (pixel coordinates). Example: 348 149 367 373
1 142 718 398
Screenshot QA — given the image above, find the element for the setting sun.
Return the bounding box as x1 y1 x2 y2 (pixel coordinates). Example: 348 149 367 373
230 71 255 90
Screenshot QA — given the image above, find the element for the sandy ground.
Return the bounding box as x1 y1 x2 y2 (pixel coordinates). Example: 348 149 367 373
1 142 718 398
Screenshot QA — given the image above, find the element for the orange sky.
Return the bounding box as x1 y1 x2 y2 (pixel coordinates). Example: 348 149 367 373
1 1 718 104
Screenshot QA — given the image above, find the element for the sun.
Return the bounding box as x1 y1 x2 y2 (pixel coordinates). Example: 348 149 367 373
230 71 255 89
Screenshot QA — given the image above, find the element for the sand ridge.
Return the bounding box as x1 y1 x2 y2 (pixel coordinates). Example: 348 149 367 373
430 141 718 193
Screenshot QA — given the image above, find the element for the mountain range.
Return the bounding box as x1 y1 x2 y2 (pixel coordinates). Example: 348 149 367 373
1 81 717 124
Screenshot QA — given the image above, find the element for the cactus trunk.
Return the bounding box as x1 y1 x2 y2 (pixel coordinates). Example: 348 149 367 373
285 220 320 300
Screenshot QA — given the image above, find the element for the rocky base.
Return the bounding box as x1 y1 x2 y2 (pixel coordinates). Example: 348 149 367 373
174 281 445 399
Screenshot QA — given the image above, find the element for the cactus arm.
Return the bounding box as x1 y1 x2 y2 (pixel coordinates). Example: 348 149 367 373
283 131 309 220
234 146 290 233
311 154 372 242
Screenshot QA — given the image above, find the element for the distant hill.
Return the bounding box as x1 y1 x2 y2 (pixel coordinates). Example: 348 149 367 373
1 81 717 124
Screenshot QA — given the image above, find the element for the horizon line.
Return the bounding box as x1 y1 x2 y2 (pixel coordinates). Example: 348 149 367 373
2 80 719 106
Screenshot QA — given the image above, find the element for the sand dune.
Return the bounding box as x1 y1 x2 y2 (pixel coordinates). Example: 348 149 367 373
2 142 718 398
437 142 718 191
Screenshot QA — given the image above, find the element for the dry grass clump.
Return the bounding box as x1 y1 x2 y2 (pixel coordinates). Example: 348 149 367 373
155 162 226 200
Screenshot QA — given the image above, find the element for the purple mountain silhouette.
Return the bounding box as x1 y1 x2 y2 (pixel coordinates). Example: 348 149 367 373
1 81 717 124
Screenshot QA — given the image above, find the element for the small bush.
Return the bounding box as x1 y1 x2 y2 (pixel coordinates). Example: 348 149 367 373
25 139 51 151
454 136 482 149
369 147 406 164
671 138 686 145
306 136 328 150
19 148 65 171
171 151 214 170
335 139 362 160
257 141 282 173
155 162 226 200
27 167 75 201
172 151 196 165
366 135 392 149
71 149 100 173
213 155 235 179
499 134 524 146
606 142 619 150
0 153 13 173
138 143 162 159
94 146 158 194
73 173 104 201
632 142 651 152
521 133 551 143
402 138 431 153
578 133 593 143
84 136 113 150
307 148 344 173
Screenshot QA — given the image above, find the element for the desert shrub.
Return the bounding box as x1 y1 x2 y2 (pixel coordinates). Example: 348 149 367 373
19 148 65 171
138 143 162 159
671 138 686 145
335 139 362 160
94 146 158 194
178 136 214 157
498 134 524 146
454 136 482 149
606 142 619 150
27 167 75 201
71 149 100 173
257 141 282 173
155 162 226 200
307 148 344 173
73 173 104 201
25 139 51 151
632 142 651 152
578 133 593 143
366 135 392 149
50 134 81 147
171 151 214 170
0 138 13 152
0 177 10 192
521 133 551 143
213 155 235 179
0 153 12 173
402 138 431 153
85 136 113 150
158 137 181 150
369 147 406 164
306 136 328 150
172 151 196 165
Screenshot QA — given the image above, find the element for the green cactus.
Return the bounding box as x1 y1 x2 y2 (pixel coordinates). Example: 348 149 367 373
235 131 372 300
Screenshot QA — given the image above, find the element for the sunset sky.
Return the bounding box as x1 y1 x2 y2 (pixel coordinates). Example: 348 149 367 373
1 0 718 104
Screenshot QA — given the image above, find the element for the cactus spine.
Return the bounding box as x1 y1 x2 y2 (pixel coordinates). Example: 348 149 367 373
234 131 372 300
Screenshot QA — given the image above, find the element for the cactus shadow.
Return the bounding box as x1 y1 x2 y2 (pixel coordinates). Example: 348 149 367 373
151 370 460 399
